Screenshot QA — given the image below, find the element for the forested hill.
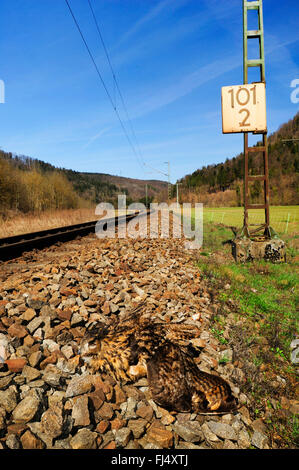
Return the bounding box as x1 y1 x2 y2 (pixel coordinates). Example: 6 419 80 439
178 112 299 206
0 151 167 214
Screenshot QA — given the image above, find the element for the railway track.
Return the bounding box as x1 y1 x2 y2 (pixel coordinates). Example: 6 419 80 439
0 211 146 262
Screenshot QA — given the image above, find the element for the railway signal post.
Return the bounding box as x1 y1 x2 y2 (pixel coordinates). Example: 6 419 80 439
221 0 285 262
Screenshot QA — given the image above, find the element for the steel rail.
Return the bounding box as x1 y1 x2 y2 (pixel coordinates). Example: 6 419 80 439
0 211 148 261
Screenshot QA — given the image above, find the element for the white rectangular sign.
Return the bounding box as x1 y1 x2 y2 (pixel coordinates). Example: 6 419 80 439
221 83 267 134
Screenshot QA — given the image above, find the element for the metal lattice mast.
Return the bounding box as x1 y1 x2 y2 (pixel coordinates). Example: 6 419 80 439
243 0 270 238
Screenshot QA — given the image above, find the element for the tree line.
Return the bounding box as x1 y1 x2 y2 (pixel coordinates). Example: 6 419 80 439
0 151 123 216
178 112 299 206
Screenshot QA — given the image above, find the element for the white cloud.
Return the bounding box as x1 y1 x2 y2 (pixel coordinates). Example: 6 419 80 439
132 54 241 119
83 126 111 148
114 0 191 48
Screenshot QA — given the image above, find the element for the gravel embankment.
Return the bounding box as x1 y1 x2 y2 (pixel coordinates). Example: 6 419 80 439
0 231 275 449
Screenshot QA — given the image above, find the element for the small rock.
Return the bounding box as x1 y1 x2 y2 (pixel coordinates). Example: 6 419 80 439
0 387 18 413
120 397 137 419
48 391 65 408
251 431 269 449
42 364 62 387
220 349 233 362
223 439 237 449
238 429 251 448
27 422 53 448
125 440 142 449
0 375 13 389
201 423 220 443
127 418 147 439
96 420 110 433
176 442 207 449
207 421 237 441
71 312 84 326
22 365 42 382
147 423 173 449
6 434 20 449
7 323 28 339
97 402 114 420
72 395 90 426
61 344 74 359
65 374 93 398
41 405 64 438
102 301 111 315
103 440 116 449
20 430 45 449
22 308 36 322
29 351 42 368
173 421 204 443
251 418 267 434
33 328 43 341
27 317 44 334
43 339 60 353
88 388 105 410
12 393 41 423
114 384 127 405
53 438 72 449
136 404 153 421
114 427 132 447
238 406 252 426
70 428 97 449
231 415 243 433
0 407 6 429
57 309 72 322
26 297 45 310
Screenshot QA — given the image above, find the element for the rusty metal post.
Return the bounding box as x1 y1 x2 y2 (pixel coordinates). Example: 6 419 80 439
242 0 270 238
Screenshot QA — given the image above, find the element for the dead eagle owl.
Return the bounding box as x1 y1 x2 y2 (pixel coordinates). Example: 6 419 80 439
79 304 237 413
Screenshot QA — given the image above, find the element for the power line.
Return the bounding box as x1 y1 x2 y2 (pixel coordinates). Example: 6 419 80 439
64 0 144 171
86 0 145 171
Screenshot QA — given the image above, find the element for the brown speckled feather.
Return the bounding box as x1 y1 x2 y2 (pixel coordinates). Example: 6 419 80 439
80 303 237 413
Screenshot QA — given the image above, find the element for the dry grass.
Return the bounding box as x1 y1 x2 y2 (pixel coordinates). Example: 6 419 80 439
0 208 97 238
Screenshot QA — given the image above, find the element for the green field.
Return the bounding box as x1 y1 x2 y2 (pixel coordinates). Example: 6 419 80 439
202 206 298 236
195 216 298 448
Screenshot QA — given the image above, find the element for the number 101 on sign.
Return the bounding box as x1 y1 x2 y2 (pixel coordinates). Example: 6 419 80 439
221 83 267 134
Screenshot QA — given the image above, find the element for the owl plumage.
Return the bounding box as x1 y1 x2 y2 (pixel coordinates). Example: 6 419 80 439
79 302 238 414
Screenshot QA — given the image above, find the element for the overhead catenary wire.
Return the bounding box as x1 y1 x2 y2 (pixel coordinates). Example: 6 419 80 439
86 0 146 172
64 0 144 172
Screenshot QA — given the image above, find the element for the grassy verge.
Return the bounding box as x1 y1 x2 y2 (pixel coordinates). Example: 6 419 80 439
196 221 299 448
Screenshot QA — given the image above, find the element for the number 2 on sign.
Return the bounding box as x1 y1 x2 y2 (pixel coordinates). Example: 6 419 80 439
228 85 257 127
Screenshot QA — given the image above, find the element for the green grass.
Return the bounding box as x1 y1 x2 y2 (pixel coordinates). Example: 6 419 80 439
192 205 299 236
197 227 298 360
195 221 298 448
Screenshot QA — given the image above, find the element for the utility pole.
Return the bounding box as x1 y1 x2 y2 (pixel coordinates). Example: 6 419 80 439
145 183 148 208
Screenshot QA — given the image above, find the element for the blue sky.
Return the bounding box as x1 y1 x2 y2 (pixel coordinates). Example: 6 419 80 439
0 0 298 183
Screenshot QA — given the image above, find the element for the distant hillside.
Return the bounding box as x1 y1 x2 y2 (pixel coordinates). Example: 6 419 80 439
64 170 167 203
177 112 299 206
0 150 167 215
